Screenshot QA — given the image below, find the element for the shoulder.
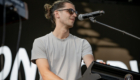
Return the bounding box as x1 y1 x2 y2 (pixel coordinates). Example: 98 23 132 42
33 32 51 44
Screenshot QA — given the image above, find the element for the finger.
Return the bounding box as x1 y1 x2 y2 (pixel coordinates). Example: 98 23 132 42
99 61 103 63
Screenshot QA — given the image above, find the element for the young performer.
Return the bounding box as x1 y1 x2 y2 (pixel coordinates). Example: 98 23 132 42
31 0 94 80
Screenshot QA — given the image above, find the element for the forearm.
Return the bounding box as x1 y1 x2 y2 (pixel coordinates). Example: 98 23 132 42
83 54 94 68
41 70 63 80
35 59 62 80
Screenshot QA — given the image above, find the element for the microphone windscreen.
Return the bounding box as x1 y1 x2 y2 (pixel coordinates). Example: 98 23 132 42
78 14 84 20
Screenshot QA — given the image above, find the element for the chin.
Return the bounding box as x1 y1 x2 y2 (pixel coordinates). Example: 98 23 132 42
67 26 73 29
68 24 74 28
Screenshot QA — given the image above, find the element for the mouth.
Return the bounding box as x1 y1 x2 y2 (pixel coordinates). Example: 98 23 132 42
70 19 75 22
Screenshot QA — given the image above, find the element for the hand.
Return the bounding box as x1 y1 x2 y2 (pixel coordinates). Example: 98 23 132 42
99 61 110 65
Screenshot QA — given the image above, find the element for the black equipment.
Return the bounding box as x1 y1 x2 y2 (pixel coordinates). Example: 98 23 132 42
78 61 140 80
0 0 28 26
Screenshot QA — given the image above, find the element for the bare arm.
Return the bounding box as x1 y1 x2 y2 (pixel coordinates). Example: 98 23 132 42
83 54 94 68
36 58 63 80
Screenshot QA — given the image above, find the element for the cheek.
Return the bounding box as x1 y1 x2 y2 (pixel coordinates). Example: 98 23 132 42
62 17 69 22
60 14 70 22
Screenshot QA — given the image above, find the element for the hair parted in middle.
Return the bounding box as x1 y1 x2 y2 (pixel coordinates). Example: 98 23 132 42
44 0 74 27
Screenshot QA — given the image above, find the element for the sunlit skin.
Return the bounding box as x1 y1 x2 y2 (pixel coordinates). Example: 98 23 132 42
56 3 77 28
53 3 77 40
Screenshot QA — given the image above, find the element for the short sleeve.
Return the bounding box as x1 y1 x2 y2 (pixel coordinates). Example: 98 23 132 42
82 39 93 58
31 38 47 64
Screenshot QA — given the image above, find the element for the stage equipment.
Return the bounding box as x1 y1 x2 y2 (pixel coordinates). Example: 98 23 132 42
78 61 140 80
0 0 28 19
78 11 140 40
89 17 140 40
0 0 28 26
78 10 104 20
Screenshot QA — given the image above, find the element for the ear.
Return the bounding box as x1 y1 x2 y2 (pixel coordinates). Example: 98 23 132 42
54 10 60 19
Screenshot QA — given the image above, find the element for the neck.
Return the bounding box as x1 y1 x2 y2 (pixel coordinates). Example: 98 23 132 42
53 25 70 39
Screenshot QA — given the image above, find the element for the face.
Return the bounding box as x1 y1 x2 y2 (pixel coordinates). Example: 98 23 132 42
56 3 77 28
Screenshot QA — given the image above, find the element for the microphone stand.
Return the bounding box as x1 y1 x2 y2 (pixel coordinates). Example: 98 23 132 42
89 17 140 40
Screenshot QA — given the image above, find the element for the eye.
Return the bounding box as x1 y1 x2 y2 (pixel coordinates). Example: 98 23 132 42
71 9 75 13
71 9 78 15
67 9 78 15
68 9 73 14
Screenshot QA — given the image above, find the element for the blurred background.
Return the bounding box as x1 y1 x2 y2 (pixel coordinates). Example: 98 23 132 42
0 0 140 80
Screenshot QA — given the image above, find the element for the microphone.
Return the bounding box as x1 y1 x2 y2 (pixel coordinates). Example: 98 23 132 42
78 10 105 20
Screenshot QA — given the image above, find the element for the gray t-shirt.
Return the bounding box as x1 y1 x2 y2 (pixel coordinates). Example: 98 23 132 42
31 32 93 80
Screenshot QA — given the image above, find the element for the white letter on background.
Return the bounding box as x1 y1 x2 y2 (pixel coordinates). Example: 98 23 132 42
0 46 12 80
10 48 37 80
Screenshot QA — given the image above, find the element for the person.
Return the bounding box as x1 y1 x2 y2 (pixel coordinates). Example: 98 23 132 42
31 0 95 80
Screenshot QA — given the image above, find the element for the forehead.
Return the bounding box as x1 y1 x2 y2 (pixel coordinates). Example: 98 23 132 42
63 3 76 10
